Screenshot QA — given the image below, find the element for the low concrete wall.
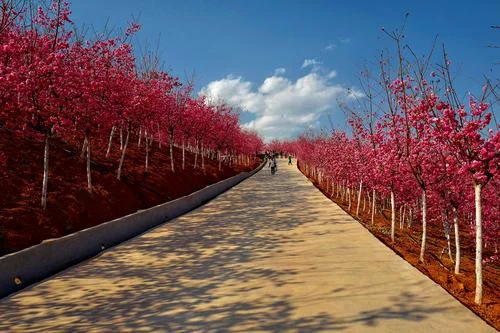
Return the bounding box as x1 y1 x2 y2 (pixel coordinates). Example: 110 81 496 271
0 161 265 299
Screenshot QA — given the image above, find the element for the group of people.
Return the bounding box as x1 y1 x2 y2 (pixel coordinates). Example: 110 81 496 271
265 152 294 176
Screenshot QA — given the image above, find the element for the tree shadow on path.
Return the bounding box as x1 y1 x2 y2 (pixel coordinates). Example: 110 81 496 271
0 162 457 332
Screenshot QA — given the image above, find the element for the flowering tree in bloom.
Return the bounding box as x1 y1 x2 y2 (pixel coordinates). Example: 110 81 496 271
286 39 498 305
0 0 264 208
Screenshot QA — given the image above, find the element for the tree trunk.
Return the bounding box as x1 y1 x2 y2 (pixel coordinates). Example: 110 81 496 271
86 134 92 193
399 205 403 229
201 143 205 169
409 208 413 228
41 135 50 209
419 190 427 262
474 182 483 304
117 129 130 180
453 206 461 274
371 189 376 225
402 206 406 229
120 128 123 150
391 189 396 243
169 132 175 173
443 217 453 261
182 139 185 170
356 181 363 217
367 193 371 213
138 126 142 146
194 140 199 168
347 188 352 210
80 137 88 160
106 126 115 157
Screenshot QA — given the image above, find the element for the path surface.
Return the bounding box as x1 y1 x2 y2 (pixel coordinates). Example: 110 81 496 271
0 159 495 332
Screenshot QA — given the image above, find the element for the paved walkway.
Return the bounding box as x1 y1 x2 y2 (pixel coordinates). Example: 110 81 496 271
0 159 495 332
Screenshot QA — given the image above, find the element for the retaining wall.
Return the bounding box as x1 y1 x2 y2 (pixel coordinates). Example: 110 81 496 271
0 161 264 298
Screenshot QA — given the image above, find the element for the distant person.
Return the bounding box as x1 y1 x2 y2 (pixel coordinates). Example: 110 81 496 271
270 157 277 175
288 155 292 165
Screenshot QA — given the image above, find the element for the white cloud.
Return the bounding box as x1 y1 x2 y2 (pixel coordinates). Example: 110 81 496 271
327 70 337 79
324 43 336 50
199 75 264 112
199 68 362 140
301 58 321 69
259 76 291 94
273 67 286 75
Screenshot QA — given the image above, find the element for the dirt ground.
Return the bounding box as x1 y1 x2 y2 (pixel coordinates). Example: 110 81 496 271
298 164 500 330
0 126 258 255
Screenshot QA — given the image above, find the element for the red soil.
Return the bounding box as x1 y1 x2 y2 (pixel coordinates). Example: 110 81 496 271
0 126 259 256
298 164 500 331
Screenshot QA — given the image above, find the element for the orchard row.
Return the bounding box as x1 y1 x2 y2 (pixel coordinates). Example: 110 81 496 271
271 36 499 305
0 1 263 208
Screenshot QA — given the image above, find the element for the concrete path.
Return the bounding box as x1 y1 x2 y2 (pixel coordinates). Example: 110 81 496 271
0 159 495 332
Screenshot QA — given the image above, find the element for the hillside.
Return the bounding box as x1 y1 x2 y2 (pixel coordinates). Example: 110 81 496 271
0 127 259 255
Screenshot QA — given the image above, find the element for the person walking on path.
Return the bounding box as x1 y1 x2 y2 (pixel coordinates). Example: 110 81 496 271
288 155 292 165
270 157 277 175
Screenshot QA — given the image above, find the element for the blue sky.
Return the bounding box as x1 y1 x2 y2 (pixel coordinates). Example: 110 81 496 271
70 0 499 140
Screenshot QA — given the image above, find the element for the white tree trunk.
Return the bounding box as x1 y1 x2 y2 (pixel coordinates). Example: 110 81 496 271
453 207 461 274
86 135 92 193
80 137 88 159
474 182 483 304
371 189 376 225
106 126 115 157
41 135 50 209
399 205 403 229
356 181 363 217
367 193 371 213
138 126 142 146
120 128 123 150
169 132 175 173
419 190 427 262
194 141 198 168
403 206 407 228
117 129 130 180
182 139 185 170
201 143 205 169
218 151 222 171
347 188 352 210
391 189 396 243
443 218 453 261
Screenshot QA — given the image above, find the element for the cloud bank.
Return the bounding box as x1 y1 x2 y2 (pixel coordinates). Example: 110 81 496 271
199 62 362 140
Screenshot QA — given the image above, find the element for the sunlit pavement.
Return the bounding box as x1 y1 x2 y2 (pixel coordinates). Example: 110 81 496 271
0 159 495 332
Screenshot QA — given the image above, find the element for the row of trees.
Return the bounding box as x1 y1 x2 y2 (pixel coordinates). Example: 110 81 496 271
272 29 499 305
0 1 263 207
